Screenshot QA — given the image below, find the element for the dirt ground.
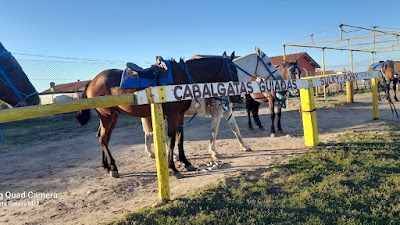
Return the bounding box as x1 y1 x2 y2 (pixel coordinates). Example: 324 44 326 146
1 92 399 225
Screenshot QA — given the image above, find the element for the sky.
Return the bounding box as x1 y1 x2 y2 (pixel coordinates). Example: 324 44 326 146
1 0 400 92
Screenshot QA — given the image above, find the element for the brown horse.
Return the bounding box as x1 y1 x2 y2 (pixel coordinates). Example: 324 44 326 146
369 60 398 101
245 60 301 136
76 52 237 178
0 42 40 107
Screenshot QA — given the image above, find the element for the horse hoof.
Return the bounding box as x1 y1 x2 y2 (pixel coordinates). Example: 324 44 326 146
148 153 155 158
109 171 120 178
259 127 265 131
242 147 252 152
248 127 254 130
185 164 197 171
174 172 184 179
270 133 276 138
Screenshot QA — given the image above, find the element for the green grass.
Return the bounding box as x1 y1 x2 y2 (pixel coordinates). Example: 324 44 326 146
0 113 141 146
110 122 400 225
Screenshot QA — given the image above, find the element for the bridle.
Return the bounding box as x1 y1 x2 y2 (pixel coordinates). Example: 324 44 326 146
232 52 279 81
0 51 38 107
286 63 301 80
281 62 301 97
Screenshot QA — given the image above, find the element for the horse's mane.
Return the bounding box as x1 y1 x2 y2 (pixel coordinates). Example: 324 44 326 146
233 53 255 61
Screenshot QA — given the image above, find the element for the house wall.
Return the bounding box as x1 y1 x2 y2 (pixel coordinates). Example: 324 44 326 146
298 58 317 77
39 92 81 105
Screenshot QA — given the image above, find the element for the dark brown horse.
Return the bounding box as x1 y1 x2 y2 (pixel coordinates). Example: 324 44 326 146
369 60 398 101
76 52 237 178
0 42 40 107
245 60 301 136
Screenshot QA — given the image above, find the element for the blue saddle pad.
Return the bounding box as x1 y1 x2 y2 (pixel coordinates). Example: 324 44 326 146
370 63 381 70
120 60 173 89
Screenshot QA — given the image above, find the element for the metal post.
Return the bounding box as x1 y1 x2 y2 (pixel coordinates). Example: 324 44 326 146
322 48 327 100
346 50 354 103
283 45 286 61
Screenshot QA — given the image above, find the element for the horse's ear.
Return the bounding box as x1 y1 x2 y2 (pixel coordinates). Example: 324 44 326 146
230 51 235 61
255 47 261 55
156 56 164 65
222 51 227 58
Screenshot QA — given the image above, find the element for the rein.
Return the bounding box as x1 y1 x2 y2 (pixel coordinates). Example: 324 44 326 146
0 51 38 107
180 58 237 125
256 53 279 80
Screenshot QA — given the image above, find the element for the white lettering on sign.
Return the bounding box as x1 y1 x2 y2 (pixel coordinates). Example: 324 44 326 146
319 72 378 86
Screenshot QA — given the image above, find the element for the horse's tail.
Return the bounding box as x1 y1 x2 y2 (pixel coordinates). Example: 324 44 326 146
76 82 91 126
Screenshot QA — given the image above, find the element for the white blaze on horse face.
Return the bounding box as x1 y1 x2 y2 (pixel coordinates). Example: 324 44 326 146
233 52 283 83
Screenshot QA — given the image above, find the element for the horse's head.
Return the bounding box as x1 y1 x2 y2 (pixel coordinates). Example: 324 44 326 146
278 60 301 80
0 45 40 107
233 47 283 83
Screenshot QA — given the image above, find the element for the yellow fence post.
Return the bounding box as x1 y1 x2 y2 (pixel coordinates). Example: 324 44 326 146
146 87 170 203
346 81 354 103
371 77 379 119
300 79 319 147
347 50 354 103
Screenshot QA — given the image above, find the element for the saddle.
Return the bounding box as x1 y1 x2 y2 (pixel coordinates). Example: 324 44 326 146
120 57 173 89
125 63 161 80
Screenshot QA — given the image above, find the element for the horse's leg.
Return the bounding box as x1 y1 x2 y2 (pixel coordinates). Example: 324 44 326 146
141 117 155 158
252 102 264 130
98 112 119 178
176 115 196 171
393 79 399 101
386 82 391 101
269 98 276 138
209 106 223 160
276 104 283 134
223 103 252 152
96 126 107 169
246 105 254 130
165 114 184 178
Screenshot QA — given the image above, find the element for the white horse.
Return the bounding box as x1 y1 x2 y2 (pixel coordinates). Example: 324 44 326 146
141 47 282 161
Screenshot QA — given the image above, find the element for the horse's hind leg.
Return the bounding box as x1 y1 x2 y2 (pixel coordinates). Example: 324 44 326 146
176 116 196 172
276 105 283 134
97 127 108 169
393 79 399 101
165 114 190 178
246 106 254 130
98 112 119 178
141 117 155 158
223 103 251 152
269 100 276 137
